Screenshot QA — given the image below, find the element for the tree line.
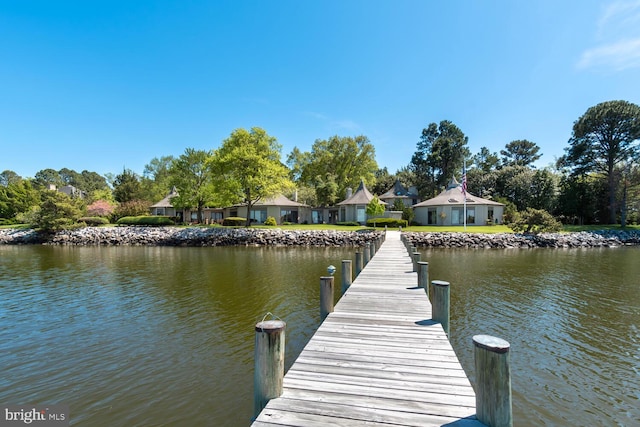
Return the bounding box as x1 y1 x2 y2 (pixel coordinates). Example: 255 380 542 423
1 100 639 230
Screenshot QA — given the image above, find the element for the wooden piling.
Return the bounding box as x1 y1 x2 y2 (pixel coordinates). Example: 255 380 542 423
254 319 286 419
473 335 512 427
363 244 371 265
412 251 420 272
418 261 429 296
320 276 334 320
341 260 352 294
369 241 376 259
355 251 363 277
431 280 450 336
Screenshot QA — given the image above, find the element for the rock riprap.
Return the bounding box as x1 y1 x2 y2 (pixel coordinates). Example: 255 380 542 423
0 227 383 247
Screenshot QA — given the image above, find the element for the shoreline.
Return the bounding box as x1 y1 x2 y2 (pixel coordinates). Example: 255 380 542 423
1 227 640 248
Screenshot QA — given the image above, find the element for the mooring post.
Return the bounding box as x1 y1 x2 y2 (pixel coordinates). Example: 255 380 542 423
369 241 376 259
412 251 420 272
418 261 429 296
355 251 363 276
254 319 286 419
363 243 371 265
320 276 334 320
473 335 513 427
341 260 352 294
431 280 450 336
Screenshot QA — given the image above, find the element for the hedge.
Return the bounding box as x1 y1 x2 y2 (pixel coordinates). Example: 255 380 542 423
222 217 247 226
78 216 110 226
116 216 175 226
336 221 361 226
366 218 407 228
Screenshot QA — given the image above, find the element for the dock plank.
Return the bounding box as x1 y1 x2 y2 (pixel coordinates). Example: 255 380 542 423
251 231 481 427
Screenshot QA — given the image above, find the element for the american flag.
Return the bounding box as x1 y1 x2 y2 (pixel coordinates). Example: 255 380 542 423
461 165 467 197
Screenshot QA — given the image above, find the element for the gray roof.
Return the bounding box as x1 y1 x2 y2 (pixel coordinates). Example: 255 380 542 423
232 194 309 208
150 186 179 208
337 180 386 206
379 179 418 201
413 177 503 207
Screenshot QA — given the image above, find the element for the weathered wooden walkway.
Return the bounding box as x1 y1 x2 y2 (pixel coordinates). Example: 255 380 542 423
252 231 484 426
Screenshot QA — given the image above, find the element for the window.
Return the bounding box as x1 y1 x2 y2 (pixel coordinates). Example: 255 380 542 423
250 209 267 223
312 210 323 224
451 208 462 225
280 209 298 223
155 207 165 216
428 208 437 225
210 212 223 221
488 207 494 221
357 206 366 223
467 207 476 224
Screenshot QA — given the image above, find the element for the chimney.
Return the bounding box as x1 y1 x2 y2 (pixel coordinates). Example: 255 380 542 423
346 187 353 199
294 189 298 202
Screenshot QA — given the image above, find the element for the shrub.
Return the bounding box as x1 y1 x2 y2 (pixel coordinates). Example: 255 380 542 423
116 216 174 226
365 217 408 228
264 216 277 226
86 200 116 217
508 208 562 234
336 221 361 226
222 217 247 226
113 199 151 220
78 216 110 226
0 218 16 226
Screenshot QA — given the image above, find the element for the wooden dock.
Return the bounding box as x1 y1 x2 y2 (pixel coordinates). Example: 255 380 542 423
252 231 484 426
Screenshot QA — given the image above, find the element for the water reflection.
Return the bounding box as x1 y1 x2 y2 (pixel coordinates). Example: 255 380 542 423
0 245 352 426
422 247 640 427
1 245 638 426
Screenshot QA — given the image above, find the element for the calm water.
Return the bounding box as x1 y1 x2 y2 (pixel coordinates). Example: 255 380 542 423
0 245 638 426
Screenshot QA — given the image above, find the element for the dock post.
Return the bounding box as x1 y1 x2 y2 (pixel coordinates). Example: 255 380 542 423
473 335 513 427
363 244 371 265
412 251 420 272
341 260 352 294
355 251 363 277
254 319 286 419
431 280 450 336
320 276 334 320
417 261 429 296
369 241 376 259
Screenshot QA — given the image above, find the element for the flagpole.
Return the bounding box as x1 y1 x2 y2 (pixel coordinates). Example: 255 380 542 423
463 159 467 231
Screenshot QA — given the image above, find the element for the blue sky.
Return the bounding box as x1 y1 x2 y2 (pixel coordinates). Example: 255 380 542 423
1 1 640 180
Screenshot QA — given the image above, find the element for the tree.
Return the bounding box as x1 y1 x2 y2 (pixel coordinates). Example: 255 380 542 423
86 200 116 218
473 147 500 173
372 167 396 195
0 179 39 221
112 169 145 203
169 148 216 224
501 140 542 167
508 208 562 234
287 135 378 206
0 170 21 186
33 168 63 190
33 190 83 231
562 100 640 224
211 127 293 227
366 195 385 227
142 155 175 202
410 120 470 198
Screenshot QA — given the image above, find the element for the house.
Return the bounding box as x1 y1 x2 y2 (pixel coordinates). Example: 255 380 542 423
336 180 386 224
224 194 311 224
412 177 504 226
379 179 420 209
149 186 182 218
